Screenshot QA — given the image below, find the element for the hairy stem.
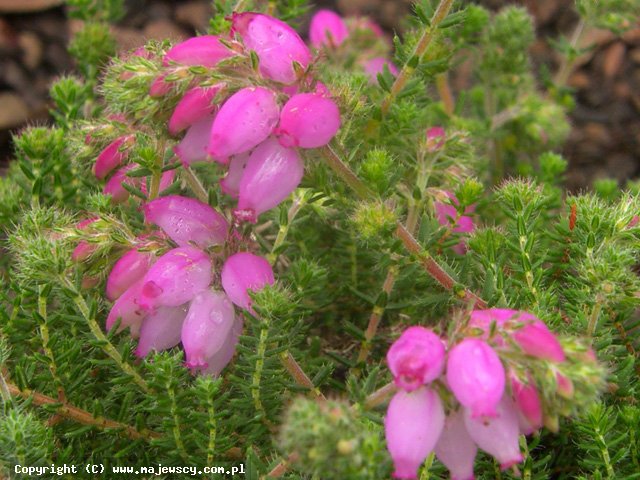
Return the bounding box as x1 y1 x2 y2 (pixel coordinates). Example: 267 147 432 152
554 19 586 88
380 0 455 116
37 285 66 403
181 166 209 204
436 73 455 115
280 351 326 400
361 382 397 410
267 192 306 265
167 381 189 461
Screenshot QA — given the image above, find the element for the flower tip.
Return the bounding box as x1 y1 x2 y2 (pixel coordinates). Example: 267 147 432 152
499 454 524 471
233 208 258 224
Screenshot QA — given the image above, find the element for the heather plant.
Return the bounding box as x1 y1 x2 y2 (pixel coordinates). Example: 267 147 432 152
1 0 639 479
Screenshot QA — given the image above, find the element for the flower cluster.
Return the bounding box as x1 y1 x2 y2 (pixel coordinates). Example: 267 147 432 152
384 308 596 479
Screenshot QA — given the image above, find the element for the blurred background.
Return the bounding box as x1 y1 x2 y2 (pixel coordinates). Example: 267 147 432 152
0 0 638 190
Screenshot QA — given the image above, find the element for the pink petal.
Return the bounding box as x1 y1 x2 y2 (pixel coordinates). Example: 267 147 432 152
426 127 446 152
94 135 133 180
385 387 445 479
174 114 215 166
276 93 341 149
181 290 235 370
149 74 171 98
220 153 249 199
168 85 221 136
234 137 303 223
207 86 279 162
434 409 477 480
200 316 243 376
309 10 349 48
387 326 445 391
509 372 543 435
163 35 234 67
446 338 505 419
221 252 274 311
103 165 137 203
363 57 399 83
135 304 188 358
231 12 312 84
143 195 229 249
106 278 150 334
106 248 155 301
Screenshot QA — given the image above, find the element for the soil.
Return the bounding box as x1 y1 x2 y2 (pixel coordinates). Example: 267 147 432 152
0 0 638 190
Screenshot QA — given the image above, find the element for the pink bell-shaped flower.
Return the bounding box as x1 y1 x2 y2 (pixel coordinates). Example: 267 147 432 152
94 135 133 180
103 165 136 203
181 290 235 370
106 248 155 301
464 397 524 470
309 10 349 48
106 278 150 335
446 338 505 419
434 191 475 255
509 372 543 435
149 74 171 98
175 114 215 166
276 93 341 149
363 57 399 83
168 85 222 136
221 252 275 311
163 35 234 67
234 137 304 223
207 87 279 163
135 304 188 358
384 387 445 479
555 371 574 398
231 12 312 84
200 316 243 376
434 409 478 480
143 195 229 249
387 326 445 392
138 246 212 310
426 127 446 152
220 153 249 199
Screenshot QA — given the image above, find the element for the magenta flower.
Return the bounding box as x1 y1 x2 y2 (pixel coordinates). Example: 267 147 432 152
135 305 188 358
434 409 478 480
309 10 349 48
181 290 235 370
174 114 215 166
220 153 249 199
168 85 222 136
446 338 505 419
106 278 150 335
363 57 399 83
384 387 445 479
200 315 243 376
234 137 304 223
71 218 99 262
93 135 133 180
207 87 279 163
463 397 523 470
509 372 543 435
221 252 275 311
434 191 475 255
163 35 234 67
106 248 155 301
386 326 445 392
276 93 341 149
149 74 171 98
555 372 574 398
426 127 446 152
143 195 229 249
138 246 212 310
103 165 136 203
231 12 312 84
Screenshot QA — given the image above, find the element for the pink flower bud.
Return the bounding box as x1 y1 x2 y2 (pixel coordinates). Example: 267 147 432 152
434 409 478 480
143 195 228 249
106 248 155 301
221 252 274 311
231 12 312 84
106 279 150 334
135 304 188 358
434 192 475 255
386 326 445 392
163 35 234 67
71 218 99 262
207 87 279 162
276 93 341 149
200 315 243 376
103 165 136 203
220 153 249 198
512 320 565 363
234 137 304 223
509 372 543 435
309 10 349 48
168 85 222 136
426 127 446 152
463 398 523 470
555 372 574 398
181 290 235 369
175 114 215 166
446 338 505 419
149 74 171 98
385 387 445 479
363 57 399 83
138 246 212 310
94 135 133 180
